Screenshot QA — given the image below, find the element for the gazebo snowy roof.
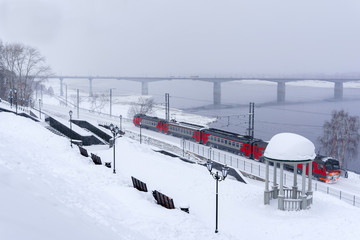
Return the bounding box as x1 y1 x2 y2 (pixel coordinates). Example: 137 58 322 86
264 132 316 162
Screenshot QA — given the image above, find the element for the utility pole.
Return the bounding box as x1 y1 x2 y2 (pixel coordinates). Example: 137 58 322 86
165 93 170 122
251 102 255 139
119 115 122 132
65 84 68 106
77 89 79 119
110 88 112 117
248 102 255 139
40 85 43 102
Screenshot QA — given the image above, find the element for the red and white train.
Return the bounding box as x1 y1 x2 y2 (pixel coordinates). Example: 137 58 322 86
133 114 342 183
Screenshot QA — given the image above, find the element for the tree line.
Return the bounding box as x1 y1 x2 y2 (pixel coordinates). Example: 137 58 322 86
0 40 51 107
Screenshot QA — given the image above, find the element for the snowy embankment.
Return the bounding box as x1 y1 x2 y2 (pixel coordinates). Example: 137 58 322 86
1 112 360 240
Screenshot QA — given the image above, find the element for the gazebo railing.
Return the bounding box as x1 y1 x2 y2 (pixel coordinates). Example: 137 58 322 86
283 188 301 199
282 192 312 211
284 198 302 211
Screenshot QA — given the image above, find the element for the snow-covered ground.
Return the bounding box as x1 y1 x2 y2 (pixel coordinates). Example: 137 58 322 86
1 108 360 239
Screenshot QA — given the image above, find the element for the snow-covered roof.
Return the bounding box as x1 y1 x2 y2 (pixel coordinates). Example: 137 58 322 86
264 132 316 162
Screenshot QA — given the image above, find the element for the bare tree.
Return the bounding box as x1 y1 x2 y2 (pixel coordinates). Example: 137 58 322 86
318 110 360 169
0 41 51 106
127 97 155 118
90 93 109 113
69 94 84 107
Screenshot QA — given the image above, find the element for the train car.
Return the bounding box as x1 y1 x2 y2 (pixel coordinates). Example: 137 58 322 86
133 114 205 142
202 128 251 156
201 128 267 161
133 114 165 132
167 121 205 142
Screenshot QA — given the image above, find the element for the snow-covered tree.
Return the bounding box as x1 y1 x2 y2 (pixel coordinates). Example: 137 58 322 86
318 110 360 169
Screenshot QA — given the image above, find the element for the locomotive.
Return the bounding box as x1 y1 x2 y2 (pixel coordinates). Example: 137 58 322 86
133 114 341 183
296 155 341 183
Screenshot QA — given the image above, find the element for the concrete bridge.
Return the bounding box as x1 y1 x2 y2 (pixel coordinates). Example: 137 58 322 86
43 75 360 105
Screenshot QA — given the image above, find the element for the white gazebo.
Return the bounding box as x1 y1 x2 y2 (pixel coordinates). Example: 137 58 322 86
263 133 316 211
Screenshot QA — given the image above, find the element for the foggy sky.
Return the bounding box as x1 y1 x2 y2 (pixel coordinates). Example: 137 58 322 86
1 0 359 76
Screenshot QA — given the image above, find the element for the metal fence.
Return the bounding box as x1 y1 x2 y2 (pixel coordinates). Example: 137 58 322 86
183 140 360 208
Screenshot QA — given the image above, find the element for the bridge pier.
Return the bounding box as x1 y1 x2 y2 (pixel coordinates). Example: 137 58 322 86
89 78 93 97
60 78 64 96
277 82 286 103
141 81 149 95
213 82 221 105
334 82 343 99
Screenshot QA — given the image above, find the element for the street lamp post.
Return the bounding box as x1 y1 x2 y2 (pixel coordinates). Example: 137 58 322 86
14 89 18 114
39 99 42 119
206 160 229 233
109 123 120 174
69 110 73 147
139 121 142 144
9 89 13 108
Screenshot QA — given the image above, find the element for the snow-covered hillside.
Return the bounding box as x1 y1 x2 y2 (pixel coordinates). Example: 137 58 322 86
1 111 360 240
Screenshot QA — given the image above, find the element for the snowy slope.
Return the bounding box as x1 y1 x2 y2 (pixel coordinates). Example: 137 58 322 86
1 112 360 240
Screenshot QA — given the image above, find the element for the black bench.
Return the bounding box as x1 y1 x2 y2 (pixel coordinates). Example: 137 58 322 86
78 146 89 157
90 153 102 165
90 153 111 167
152 190 175 209
131 176 148 192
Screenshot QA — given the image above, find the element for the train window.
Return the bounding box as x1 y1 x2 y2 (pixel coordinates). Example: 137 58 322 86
318 164 324 170
229 141 232 146
221 139 224 143
232 142 235 146
255 148 259 153
236 143 239 148
246 145 249 150
224 140 227 144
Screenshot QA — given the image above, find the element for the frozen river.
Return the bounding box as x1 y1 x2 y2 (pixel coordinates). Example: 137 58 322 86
44 78 360 171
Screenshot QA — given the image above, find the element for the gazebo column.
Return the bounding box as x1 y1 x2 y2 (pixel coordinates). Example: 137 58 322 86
301 163 307 209
278 163 285 210
292 164 298 199
272 162 278 199
307 162 313 204
264 160 270 205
